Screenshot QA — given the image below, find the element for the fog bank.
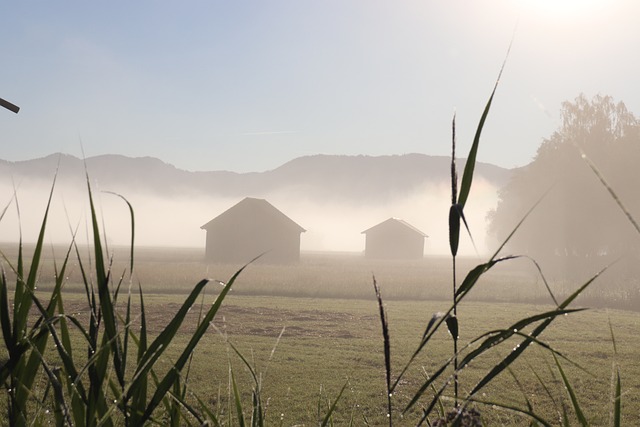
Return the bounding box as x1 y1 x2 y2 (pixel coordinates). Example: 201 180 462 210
0 177 499 256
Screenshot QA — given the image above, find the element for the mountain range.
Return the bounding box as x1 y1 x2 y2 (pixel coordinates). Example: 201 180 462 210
0 153 512 204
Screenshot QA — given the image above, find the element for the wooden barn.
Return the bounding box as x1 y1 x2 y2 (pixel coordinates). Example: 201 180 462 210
361 218 428 259
201 197 305 264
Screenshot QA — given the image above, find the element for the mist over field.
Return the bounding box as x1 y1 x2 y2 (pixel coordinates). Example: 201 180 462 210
0 153 505 256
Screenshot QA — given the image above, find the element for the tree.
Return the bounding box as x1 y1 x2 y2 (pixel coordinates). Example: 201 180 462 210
488 94 640 282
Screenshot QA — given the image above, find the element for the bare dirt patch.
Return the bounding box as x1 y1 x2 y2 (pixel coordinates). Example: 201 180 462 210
58 299 377 340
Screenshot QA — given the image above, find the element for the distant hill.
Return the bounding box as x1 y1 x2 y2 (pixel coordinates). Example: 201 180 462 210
0 153 512 204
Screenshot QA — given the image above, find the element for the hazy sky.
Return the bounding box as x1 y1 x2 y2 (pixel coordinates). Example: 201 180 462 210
1 1 639 173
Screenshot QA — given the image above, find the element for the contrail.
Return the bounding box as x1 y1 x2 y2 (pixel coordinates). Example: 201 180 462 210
241 130 297 136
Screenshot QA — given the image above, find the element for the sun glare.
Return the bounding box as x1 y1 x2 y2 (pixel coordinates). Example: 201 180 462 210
518 0 609 19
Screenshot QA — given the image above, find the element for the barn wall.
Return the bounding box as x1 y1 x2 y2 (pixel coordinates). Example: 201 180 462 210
364 223 424 259
204 213 302 264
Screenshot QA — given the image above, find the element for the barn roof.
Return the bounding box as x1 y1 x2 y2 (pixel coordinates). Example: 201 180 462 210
361 218 428 238
200 197 306 233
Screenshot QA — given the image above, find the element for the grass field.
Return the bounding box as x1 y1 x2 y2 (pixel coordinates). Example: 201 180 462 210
127 294 640 425
11 243 628 306
6 245 639 425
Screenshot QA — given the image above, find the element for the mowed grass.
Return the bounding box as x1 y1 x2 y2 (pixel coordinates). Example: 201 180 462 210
52 293 640 425
7 244 639 425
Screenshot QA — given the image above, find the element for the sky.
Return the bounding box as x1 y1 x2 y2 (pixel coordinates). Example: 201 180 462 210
1 0 639 173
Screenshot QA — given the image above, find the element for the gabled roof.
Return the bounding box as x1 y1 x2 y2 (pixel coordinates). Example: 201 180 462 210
361 217 428 238
201 197 306 233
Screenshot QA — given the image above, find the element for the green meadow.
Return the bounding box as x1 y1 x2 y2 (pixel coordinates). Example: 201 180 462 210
7 246 639 425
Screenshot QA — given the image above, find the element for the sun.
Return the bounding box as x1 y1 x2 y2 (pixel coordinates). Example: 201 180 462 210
518 0 609 19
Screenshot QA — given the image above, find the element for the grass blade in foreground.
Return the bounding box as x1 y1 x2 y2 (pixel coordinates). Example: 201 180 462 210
320 380 349 427
373 276 392 426
468 264 610 398
553 353 588 426
1 178 57 426
138 263 250 423
457 38 512 208
231 368 246 427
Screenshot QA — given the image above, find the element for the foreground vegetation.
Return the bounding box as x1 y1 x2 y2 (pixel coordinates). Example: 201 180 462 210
16 290 637 425
1 249 638 425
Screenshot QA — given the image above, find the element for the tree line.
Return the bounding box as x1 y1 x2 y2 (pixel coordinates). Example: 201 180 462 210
488 94 640 284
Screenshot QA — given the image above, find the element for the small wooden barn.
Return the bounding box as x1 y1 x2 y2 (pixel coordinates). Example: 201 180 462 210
361 218 428 259
201 197 305 264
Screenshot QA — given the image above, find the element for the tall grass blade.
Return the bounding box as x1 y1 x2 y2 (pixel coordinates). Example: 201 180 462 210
445 315 458 340
8 176 57 422
608 320 621 427
422 312 444 341
193 392 221 427
138 262 251 423
457 395 553 427
231 368 246 427
166 387 206 426
451 113 458 206
227 340 264 425
402 357 452 415
85 181 120 425
0 270 12 363
455 256 518 301
507 367 535 417
449 205 460 257
14 175 55 340
449 115 460 256
403 311 583 416
27 342 74 426
128 279 210 393
394 193 549 395
103 191 136 273
129 282 148 425
613 368 621 427
372 276 392 426
458 309 585 371
468 264 609 397
457 39 512 208
320 380 349 427
421 368 446 421
0 192 16 223
553 353 588 426
581 152 640 235
524 256 559 306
